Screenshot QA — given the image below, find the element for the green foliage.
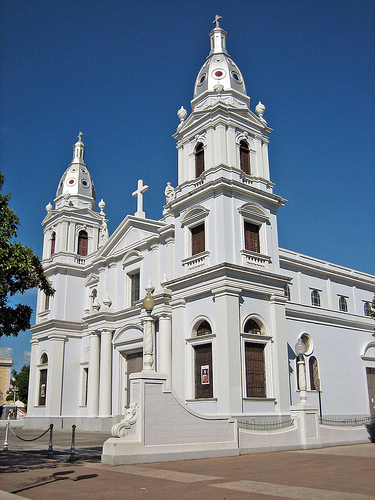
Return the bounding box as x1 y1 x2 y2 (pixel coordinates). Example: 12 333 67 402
6 365 29 404
371 296 375 319
0 172 54 337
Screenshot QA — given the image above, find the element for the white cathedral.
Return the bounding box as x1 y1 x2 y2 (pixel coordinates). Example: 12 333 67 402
26 18 375 463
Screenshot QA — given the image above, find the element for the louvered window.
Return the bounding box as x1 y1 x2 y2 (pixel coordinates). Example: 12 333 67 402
78 230 88 256
244 222 260 253
195 143 204 177
191 223 205 255
240 140 250 174
245 342 266 397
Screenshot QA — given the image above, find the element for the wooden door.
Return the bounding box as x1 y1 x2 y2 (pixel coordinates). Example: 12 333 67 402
126 352 143 407
245 342 266 397
366 367 375 417
194 344 213 398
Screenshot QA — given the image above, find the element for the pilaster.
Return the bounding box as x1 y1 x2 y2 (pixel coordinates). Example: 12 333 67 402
87 332 100 416
99 329 112 416
212 285 242 414
46 334 65 416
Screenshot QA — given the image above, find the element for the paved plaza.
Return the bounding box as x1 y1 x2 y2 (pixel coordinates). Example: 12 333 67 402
0 423 374 499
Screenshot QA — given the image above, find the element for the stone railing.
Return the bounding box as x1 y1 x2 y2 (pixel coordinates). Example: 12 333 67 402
182 251 209 271
241 250 271 268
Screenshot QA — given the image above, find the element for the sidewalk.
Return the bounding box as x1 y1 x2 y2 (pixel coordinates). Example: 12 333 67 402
0 423 374 499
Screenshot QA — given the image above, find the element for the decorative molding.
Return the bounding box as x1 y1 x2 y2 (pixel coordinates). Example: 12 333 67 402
111 402 139 437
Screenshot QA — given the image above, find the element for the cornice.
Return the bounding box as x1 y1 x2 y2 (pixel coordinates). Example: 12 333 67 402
280 248 375 288
285 302 374 331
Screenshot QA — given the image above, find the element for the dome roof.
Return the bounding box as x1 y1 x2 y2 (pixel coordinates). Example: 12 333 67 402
194 17 246 98
56 133 96 202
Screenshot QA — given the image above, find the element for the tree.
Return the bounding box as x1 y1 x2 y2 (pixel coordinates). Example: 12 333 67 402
6 365 29 404
371 295 375 319
0 172 54 337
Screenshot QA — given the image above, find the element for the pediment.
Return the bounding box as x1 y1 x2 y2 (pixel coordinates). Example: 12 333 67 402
85 273 99 287
94 215 167 260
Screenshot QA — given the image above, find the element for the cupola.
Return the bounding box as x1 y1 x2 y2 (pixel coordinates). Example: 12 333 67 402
55 132 96 208
194 15 246 99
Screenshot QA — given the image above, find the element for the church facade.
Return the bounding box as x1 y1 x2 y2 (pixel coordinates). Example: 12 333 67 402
26 19 375 460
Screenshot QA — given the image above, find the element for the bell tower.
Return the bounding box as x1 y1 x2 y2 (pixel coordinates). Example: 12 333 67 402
168 17 286 275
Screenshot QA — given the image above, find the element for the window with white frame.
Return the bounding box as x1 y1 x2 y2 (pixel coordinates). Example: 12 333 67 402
187 319 215 399
242 317 270 398
339 295 348 312
38 353 48 406
311 289 321 307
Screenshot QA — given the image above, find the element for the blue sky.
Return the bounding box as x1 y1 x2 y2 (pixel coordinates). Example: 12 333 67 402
1 0 374 372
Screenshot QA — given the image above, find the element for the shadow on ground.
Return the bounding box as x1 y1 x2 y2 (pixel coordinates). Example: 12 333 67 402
0 446 103 474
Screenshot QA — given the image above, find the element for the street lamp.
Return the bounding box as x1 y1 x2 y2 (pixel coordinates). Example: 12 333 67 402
295 338 307 404
142 280 155 371
11 377 18 403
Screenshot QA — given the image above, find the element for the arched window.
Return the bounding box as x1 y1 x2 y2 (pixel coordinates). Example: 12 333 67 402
196 320 212 336
339 296 348 312
240 140 250 174
39 353 48 406
195 143 204 177
50 232 56 256
311 290 321 307
309 356 319 391
244 319 261 335
77 230 88 256
284 284 291 301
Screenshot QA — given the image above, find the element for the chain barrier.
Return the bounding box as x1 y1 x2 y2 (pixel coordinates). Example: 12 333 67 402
9 425 51 441
3 421 78 461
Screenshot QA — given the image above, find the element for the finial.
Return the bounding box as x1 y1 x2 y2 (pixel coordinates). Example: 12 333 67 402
177 106 187 122
98 198 106 215
46 202 53 213
77 131 83 142
213 14 222 28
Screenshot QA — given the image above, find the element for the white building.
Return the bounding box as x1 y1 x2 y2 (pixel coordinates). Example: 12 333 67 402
26 18 375 462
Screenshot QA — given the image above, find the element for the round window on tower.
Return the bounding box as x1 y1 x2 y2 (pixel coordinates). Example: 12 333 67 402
67 178 76 186
198 73 207 86
81 179 90 188
212 69 225 79
70 167 77 172
231 71 242 83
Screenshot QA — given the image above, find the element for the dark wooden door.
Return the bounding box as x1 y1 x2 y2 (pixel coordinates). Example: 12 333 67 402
245 342 266 397
366 367 375 417
39 369 47 406
194 343 213 398
126 352 143 406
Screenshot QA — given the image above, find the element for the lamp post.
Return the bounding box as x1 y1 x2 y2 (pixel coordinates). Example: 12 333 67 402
295 338 307 404
142 280 155 371
11 377 18 403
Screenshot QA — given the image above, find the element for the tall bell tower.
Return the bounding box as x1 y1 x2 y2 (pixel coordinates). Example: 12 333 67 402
167 16 286 275
37 133 108 322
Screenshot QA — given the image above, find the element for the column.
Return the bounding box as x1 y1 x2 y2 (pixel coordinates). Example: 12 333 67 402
269 294 290 412
99 329 112 416
87 332 100 416
158 313 172 388
142 314 154 371
27 339 39 414
46 334 65 416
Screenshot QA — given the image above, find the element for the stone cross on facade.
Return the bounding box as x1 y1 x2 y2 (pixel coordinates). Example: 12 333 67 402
132 179 149 218
78 131 83 142
213 15 222 28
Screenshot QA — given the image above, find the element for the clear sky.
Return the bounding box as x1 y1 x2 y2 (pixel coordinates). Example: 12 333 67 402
0 0 374 372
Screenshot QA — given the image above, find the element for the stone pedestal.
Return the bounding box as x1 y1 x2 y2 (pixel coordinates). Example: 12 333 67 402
291 403 321 449
101 371 238 465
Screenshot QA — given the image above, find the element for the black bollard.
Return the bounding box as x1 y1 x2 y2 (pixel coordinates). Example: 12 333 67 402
47 423 54 458
69 424 76 461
